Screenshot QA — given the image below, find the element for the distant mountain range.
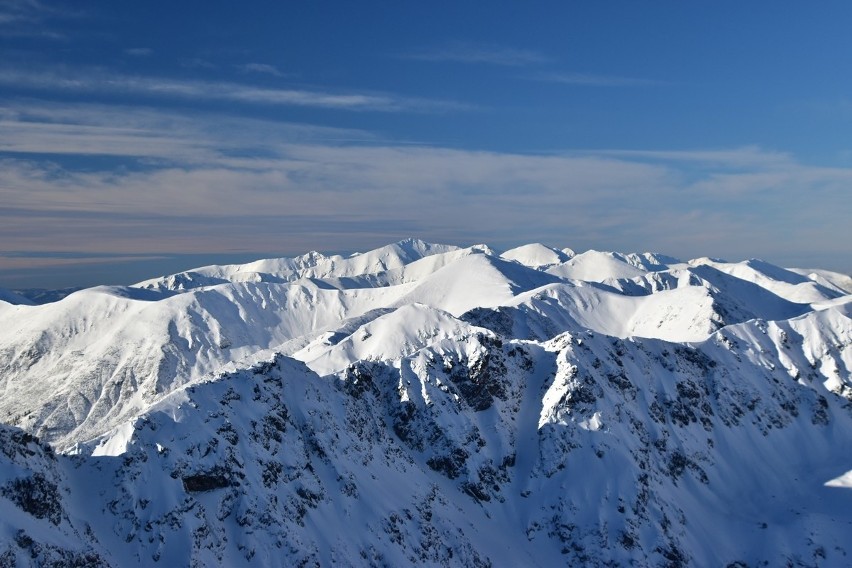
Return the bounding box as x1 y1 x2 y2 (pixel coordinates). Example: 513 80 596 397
9 287 84 306
1 239 850 566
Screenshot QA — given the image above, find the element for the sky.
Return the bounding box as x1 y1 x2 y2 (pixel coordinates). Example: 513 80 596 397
1 0 851 288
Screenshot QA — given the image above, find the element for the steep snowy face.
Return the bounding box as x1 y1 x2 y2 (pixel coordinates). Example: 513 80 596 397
0 280 412 449
1 241 851 566
2 311 852 567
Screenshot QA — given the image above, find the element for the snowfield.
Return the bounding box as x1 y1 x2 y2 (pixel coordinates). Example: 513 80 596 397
1 239 851 566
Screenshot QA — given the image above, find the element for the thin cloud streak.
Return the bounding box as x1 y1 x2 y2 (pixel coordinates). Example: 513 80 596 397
124 47 153 57
180 58 217 70
0 254 168 271
236 63 285 77
0 0 81 39
0 68 472 113
534 72 664 87
0 0 51 25
588 147 793 168
402 42 550 66
0 102 376 163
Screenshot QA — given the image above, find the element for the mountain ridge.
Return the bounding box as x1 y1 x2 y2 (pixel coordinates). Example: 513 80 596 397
1 240 851 566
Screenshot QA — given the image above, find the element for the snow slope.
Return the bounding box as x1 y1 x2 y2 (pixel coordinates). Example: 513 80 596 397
134 238 460 292
793 267 852 293
546 250 681 282
689 257 849 304
2 309 851 566
1 240 851 566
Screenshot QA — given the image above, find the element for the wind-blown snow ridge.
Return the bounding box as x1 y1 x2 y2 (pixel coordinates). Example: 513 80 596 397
1 240 851 566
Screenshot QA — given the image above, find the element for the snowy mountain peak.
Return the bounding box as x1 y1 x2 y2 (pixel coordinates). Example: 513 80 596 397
500 242 571 269
1 241 851 566
388 237 456 257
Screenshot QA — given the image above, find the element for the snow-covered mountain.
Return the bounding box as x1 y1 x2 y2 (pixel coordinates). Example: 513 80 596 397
11 287 84 305
1 239 851 566
0 288 34 306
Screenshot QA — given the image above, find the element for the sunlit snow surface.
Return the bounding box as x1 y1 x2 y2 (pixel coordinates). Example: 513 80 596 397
1 239 852 566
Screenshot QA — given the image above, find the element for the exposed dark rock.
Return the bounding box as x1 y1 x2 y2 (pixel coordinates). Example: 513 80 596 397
1 473 63 525
182 468 232 492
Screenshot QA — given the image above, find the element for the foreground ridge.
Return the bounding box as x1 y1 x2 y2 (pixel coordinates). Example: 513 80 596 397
1 240 851 566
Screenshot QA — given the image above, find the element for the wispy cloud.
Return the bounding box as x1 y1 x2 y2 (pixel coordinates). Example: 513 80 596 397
0 0 80 38
1 100 849 274
236 62 285 77
533 72 664 87
0 252 168 271
0 99 849 278
587 147 793 168
0 68 472 113
179 58 217 70
0 0 48 25
402 41 550 66
0 102 376 162
124 47 153 57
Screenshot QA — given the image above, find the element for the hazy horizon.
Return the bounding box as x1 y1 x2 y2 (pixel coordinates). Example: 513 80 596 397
4 238 850 292
2 1 851 289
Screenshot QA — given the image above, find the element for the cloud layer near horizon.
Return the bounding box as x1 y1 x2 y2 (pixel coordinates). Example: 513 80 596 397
0 68 471 113
1 101 849 285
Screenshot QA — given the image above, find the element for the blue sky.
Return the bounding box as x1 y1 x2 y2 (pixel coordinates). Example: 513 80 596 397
1 0 850 288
